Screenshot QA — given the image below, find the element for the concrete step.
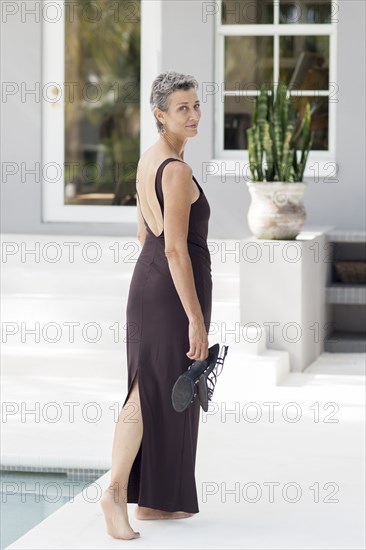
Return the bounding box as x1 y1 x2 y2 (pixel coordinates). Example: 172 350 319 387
1 294 127 323
303 351 366 376
1 269 133 298
214 349 291 397
2 319 130 351
2 318 263 354
1 235 240 276
1 270 239 303
1 296 240 326
1 347 127 378
1 326 268 378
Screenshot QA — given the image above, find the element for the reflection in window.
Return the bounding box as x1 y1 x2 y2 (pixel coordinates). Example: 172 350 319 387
64 0 141 206
222 0 273 24
279 0 332 24
293 95 329 150
225 36 273 89
280 36 329 90
224 96 255 150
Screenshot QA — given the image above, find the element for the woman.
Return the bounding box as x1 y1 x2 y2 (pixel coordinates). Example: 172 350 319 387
100 71 212 540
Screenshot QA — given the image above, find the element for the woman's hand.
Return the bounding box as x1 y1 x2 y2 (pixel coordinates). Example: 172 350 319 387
186 316 209 361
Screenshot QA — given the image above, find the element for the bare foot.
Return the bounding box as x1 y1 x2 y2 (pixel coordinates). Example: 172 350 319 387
100 487 140 540
135 505 195 520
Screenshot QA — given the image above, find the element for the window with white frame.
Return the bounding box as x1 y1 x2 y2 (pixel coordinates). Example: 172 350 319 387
214 0 338 176
42 0 141 222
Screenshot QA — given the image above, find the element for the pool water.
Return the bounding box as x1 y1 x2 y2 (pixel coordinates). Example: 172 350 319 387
1 470 102 549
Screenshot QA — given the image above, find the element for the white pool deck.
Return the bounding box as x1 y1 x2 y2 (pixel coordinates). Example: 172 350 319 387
3 352 365 550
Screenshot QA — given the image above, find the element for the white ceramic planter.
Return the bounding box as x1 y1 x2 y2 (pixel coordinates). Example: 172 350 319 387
246 181 307 240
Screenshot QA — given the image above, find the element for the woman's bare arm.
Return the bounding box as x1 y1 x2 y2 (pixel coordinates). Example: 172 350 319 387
162 162 208 360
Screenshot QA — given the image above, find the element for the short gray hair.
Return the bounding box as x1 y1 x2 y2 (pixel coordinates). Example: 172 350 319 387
150 71 199 133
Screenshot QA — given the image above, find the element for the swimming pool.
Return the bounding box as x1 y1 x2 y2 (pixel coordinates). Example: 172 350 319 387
1 468 106 549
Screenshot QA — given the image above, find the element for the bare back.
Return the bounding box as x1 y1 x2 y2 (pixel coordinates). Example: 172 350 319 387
136 149 201 238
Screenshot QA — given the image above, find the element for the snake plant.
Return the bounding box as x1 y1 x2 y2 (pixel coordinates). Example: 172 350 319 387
246 83 314 182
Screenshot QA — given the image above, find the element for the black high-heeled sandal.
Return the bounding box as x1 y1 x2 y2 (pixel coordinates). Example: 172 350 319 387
171 344 220 413
197 344 229 412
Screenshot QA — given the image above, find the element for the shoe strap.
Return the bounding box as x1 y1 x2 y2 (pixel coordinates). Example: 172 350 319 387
216 345 229 365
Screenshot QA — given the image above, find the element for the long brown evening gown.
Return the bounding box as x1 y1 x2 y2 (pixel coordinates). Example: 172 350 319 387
122 157 212 513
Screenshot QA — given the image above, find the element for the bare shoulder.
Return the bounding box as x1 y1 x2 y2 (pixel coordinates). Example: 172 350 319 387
163 159 192 183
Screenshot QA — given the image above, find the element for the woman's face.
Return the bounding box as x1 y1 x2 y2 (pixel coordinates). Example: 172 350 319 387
158 89 201 137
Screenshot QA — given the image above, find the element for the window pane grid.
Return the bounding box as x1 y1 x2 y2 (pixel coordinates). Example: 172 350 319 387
216 0 337 157
223 90 331 95
217 24 335 35
221 0 335 25
274 28 279 85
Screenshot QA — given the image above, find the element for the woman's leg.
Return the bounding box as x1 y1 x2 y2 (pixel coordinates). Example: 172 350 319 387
100 374 142 540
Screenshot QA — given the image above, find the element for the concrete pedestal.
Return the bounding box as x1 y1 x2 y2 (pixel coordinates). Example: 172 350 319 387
240 228 330 372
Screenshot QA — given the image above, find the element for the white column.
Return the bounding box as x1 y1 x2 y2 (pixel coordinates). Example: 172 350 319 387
140 0 163 155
